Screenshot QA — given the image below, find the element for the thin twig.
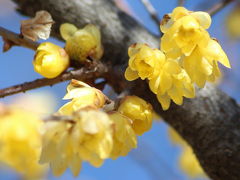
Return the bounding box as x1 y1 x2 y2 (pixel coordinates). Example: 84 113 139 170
0 26 39 50
0 61 108 98
140 0 160 26
178 0 185 6
207 0 234 16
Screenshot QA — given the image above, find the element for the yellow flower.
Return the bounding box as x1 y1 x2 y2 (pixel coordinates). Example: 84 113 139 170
118 96 153 135
226 6 240 38
0 105 47 179
149 60 195 110
168 127 205 178
125 43 165 81
179 146 205 178
40 109 113 176
168 127 187 147
160 7 211 58
183 39 230 87
33 42 70 78
60 23 103 62
58 79 107 115
108 112 137 159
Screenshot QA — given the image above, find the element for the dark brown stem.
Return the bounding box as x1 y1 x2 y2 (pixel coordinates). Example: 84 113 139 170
207 0 234 16
0 61 108 98
0 26 39 50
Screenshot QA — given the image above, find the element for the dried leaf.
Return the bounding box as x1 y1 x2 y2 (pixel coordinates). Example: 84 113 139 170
20 10 54 41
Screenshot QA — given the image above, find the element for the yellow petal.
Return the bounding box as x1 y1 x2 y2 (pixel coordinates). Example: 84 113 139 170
191 11 211 29
60 23 78 40
157 93 171 110
124 67 139 81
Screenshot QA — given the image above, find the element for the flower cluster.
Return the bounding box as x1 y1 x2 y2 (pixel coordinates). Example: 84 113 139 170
60 23 103 62
0 104 47 179
125 7 230 110
40 80 153 176
32 23 103 79
168 127 205 178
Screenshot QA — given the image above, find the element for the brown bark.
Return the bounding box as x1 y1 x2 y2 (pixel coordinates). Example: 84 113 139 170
12 0 240 179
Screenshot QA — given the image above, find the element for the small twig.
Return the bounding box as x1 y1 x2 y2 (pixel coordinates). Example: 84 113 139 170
140 0 160 26
0 61 108 98
0 26 39 50
178 0 185 6
207 0 234 16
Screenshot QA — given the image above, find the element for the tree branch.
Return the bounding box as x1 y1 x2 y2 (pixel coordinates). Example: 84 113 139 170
10 0 240 179
0 26 38 50
0 61 108 98
207 0 234 16
140 0 160 27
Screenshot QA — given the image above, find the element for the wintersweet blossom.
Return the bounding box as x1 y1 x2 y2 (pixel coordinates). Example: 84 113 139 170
109 112 137 159
60 23 103 61
0 105 46 179
118 96 153 135
168 127 205 178
58 79 107 115
40 109 113 176
33 42 69 78
125 43 165 81
160 7 211 58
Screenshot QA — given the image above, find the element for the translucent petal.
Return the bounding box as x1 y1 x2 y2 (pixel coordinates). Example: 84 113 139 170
60 23 78 40
159 72 173 95
69 154 82 177
124 67 139 81
157 93 171 111
191 11 211 29
168 87 183 105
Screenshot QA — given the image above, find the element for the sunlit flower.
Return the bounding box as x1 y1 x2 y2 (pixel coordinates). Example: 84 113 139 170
125 43 165 81
108 112 137 159
60 23 103 61
40 109 113 176
0 105 47 179
183 39 230 87
33 42 69 78
160 7 211 58
58 79 107 115
118 96 153 135
149 59 195 110
168 127 205 178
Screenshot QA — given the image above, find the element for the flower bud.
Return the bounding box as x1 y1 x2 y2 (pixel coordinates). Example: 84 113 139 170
33 42 69 78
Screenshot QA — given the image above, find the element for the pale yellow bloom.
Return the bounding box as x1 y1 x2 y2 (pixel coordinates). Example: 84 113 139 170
168 127 205 178
183 39 230 87
160 7 211 58
60 23 103 61
40 109 113 176
149 60 195 110
168 127 187 147
226 6 240 38
179 146 205 179
118 96 153 135
125 43 165 81
58 79 107 115
33 42 70 78
108 112 137 159
0 105 47 179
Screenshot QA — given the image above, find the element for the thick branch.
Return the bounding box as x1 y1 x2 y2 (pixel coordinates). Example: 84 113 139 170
0 26 38 50
0 61 108 97
11 0 240 179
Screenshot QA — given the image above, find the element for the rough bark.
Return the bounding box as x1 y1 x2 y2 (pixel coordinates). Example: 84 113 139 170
12 0 240 179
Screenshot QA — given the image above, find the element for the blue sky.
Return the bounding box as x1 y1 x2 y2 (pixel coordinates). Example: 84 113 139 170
0 0 239 180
